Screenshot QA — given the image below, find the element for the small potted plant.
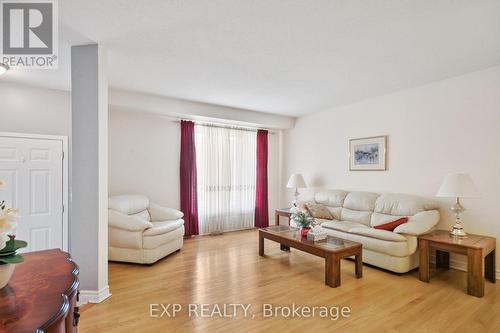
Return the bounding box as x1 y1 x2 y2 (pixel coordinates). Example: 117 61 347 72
0 179 27 289
291 209 315 237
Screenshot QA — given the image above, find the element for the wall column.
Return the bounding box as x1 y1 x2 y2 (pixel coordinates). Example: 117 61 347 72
70 44 110 303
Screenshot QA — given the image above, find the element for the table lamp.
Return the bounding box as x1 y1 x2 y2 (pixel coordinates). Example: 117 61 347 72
436 173 478 237
286 174 307 207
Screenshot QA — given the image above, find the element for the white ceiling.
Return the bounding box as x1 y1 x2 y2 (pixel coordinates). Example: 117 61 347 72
2 1 500 117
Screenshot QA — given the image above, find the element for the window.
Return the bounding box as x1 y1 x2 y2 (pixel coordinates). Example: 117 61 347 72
195 124 257 234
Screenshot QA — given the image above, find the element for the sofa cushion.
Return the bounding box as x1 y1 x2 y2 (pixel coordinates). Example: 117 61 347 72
131 209 151 222
108 210 153 231
314 218 335 226
343 191 379 211
314 190 349 207
326 207 342 220
349 227 407 242
144 219 184 236
374 193 438 216
321 220 369 232
148 202 184 221
143 225 185 249
340 208 372 226
109 228 143 249
109 195 150 215
323 228 417 257
393 210 440 235
305 203 334 220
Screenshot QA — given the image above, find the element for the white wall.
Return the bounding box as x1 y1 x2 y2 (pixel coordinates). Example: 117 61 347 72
0 83 294 137
282 66 500 272
0 81 285 225
108 90 290 220
0 81 70 136
109 107 281 224
108 109 180 208
110 89 295 130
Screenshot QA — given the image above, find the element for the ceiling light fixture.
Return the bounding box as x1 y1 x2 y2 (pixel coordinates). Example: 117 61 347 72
0 63 9 75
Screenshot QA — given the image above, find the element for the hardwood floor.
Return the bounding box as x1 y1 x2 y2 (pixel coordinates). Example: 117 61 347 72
80 229 500 332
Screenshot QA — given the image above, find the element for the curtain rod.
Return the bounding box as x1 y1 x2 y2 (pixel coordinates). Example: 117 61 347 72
170 119 277 135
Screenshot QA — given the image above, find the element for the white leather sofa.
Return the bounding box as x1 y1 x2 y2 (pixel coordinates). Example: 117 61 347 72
309 190 440 273
108 195 185 264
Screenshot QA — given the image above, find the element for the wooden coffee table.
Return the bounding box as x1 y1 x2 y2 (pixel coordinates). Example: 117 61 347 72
259 226 363 287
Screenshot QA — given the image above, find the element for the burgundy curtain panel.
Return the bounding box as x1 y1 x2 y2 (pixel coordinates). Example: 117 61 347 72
180 120 199 236
254 129 269 228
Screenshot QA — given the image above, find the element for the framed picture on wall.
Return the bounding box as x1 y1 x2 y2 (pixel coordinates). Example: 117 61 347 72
349 136 387 171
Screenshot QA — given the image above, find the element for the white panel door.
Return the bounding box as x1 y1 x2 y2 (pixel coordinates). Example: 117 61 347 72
0 136 63 252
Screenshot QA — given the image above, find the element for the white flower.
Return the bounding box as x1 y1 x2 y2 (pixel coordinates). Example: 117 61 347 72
0 208 17 233
0 179 6 190
0 233 7 251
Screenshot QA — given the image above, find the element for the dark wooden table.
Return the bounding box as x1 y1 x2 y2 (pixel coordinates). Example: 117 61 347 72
419 230 496 297
259 226 362 287
275 208 292 225
0 249 80 332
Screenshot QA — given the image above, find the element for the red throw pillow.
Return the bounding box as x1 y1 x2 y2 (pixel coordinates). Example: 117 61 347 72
374 217 408 231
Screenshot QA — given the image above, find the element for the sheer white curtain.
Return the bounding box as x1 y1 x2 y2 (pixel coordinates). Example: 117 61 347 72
195 125 257 234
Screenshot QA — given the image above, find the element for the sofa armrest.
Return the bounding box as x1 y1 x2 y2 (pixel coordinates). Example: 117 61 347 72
148 202 184 222
108 209 153 231
393 210 440 236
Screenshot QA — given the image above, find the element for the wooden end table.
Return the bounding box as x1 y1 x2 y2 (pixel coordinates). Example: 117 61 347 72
0 249 80 332
275 208 292 226
259 226 362 287
419 230 496 297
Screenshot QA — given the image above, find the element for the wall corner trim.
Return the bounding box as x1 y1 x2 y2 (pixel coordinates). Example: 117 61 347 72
78 285 112 305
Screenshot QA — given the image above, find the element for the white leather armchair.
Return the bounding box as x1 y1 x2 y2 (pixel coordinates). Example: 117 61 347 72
108 195 184 264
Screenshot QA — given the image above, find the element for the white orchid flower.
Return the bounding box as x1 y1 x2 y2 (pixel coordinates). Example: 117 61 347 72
0 233 7 251
0 208 18 233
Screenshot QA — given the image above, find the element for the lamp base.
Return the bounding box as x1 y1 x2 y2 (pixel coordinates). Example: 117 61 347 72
450 222 467 238
292 189 300 207
449 198 467 238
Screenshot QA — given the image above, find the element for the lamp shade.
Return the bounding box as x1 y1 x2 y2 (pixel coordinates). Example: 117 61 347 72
287 174 306 188
436 173 479 198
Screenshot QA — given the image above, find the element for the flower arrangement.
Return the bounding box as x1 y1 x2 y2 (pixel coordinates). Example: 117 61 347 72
290 210 315 229
290 207 315 237
0 179 27 265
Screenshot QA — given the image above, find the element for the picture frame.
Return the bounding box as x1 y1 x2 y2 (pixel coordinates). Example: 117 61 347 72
349 135 387 171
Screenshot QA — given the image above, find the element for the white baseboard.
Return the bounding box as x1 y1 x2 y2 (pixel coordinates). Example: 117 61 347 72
430 254 500 280
79 285 112 305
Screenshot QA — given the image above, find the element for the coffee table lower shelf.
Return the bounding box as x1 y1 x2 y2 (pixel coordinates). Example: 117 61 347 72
259 228 363 288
